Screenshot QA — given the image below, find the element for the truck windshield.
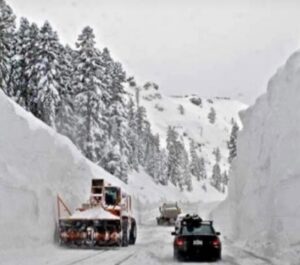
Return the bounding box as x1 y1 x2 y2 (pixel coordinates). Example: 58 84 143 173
105 187 119 205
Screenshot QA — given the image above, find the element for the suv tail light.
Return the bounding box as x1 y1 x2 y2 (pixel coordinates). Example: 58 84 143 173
212 238 221 248
175 237 185 247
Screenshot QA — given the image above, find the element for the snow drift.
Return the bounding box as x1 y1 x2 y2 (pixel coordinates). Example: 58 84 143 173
0 90 125 250
213 51 300 263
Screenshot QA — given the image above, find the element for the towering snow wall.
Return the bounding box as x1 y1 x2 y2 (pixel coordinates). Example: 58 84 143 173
0 90 124 250
213 51 300 261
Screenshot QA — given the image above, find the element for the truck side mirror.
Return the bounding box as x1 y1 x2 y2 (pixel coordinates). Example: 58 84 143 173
171 231 176 236
216 232 221 236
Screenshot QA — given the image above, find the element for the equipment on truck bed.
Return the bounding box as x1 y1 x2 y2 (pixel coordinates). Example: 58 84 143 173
156 202 181 225
57 179 137 247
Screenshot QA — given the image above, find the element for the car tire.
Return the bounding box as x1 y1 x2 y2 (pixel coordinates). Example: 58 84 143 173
214 252 222 261
173 249 183 262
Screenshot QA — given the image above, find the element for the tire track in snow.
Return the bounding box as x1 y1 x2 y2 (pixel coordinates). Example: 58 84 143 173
114 252 136 265
242 249 274 265
64 249 108 265
221 254 242 265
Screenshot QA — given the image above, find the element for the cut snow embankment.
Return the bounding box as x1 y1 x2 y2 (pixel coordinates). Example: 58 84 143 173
0 90 125 250
0 90 224 251
212 51 300 264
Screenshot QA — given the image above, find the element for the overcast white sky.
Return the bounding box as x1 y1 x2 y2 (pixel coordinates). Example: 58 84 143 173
8 0 300 104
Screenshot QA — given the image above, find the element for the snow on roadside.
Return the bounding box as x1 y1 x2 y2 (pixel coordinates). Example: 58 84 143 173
0 90 125 250
212 51 300 264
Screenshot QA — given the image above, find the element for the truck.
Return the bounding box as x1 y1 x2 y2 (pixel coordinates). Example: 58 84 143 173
156 202 181 225
57 179 137 247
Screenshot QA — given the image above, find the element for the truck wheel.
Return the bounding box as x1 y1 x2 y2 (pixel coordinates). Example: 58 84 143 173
117 238 122 247
122 221 129 247
129 221 137 245
157 218 164 225
58 238 63 246
122 230 129 247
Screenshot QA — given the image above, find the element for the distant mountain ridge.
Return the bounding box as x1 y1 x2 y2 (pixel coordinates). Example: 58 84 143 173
126 82 247 177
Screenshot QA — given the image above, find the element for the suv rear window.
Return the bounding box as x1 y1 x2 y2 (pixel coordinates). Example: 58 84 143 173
181 224 215 236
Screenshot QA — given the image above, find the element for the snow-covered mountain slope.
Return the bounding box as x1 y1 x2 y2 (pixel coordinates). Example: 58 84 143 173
129 169 225 205
213 51 300 264
0 89 224 250
127 84 247 174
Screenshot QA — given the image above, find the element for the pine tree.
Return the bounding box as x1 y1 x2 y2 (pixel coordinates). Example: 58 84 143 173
208 107 216 124
180 143 192 191
25 21 61 127
55 45 76 141
211 147 222 191
144 130 155 178
118 157 129 183
211 163 222 191
136 106 148 136
10 17 31 106
166 126 186 189
228 121 239 163
73 26 108 162
222 170 229 186
190 140 201 180
213 147 221 163
101 143 128 183
103 47 131 181
167 126 179 186
199 157 207 179
22 22 40 112
0 0 15 95
157 149 168 185
136 106 149 166
178 104 185 115
127 98 139 171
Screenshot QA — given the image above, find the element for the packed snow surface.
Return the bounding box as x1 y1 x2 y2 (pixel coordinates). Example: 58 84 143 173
213 51 300 264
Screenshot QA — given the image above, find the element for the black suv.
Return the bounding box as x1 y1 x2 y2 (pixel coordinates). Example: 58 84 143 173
171 215 222 261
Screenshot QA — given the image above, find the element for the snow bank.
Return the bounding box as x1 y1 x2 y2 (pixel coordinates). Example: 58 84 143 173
0 90 124 250
0 90 224 251
213 51 300 263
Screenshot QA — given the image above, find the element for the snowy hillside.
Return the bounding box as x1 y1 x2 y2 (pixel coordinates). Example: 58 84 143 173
127 83 247 174
213 51 300 264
